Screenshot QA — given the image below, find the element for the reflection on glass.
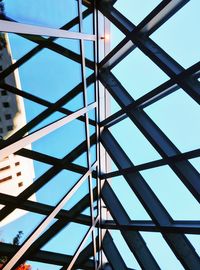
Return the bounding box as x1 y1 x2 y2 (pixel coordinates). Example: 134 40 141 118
3 0 79 30
0 210 44 244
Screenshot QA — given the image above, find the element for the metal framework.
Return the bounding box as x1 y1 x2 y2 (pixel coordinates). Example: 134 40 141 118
0 0 199 269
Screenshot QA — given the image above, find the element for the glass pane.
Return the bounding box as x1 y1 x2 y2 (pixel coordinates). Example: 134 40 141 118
109 117 161 165
111 230 142 269
114 0 161 26
63 177 89 211
144 89 200 152
31 118 86 159
151 1 200 68
189 157 200 173
83 12 94 35
0 210 44 244
30 170 82 207
26 261 60 270
141 165 200 220
111 176 151 220
112 48 169 99
41 222 89 256
3 0 79 30
84 40 94 61
141 232 184 270
87 83 95 105
110 22 125 50
186 235 200 256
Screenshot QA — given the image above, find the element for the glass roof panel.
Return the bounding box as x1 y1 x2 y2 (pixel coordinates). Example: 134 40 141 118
151 0 200 69
112 48 169 100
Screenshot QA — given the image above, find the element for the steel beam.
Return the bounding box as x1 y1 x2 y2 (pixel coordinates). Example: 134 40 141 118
98 4 200 105
0 102 96 159
100 71 200 203
0 132 95 222
0 243 94 269
102 231 130 270
0 8 92 80
0 74 95 150
2 163 97 270
102 181 160 270
0 20 95 40
101 148 200 179
100 61 200 128
101 129 200 269
102 220 200 234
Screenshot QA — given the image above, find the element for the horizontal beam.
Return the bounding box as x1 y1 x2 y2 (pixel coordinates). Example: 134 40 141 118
101 148 200 179
102 220 200 234
0 19 95 40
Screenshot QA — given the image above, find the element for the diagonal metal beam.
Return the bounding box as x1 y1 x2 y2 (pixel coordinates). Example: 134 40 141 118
102 231 131 270
7 188 98 268
0 133 95 222
0 8 92 80
100 61 200 128
101 129 200 269
2 163 97 270
102 182 160 270
98 0 189 69
0 243 94 269
98 3 200 105
101 148 200 179
100 71 200 203
0 73 95 150
0 82 94 126
0 102 96 159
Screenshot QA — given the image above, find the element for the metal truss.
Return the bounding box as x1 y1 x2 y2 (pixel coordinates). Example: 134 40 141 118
0 0 199 269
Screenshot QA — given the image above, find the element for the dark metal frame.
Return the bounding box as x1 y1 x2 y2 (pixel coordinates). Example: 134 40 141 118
0 0 199 269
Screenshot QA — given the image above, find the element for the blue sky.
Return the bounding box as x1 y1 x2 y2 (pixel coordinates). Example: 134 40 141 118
1 0 200 269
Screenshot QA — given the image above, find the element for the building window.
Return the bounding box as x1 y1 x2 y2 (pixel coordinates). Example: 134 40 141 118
7 125 13 131
0 66 2 71
0 175 12 183
3 102 10 108
1 90 7 96
5 114 11 120
16 172 21 177
15 162 20 166
18 182 23 187
0 127 3 133
0 165 10 171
